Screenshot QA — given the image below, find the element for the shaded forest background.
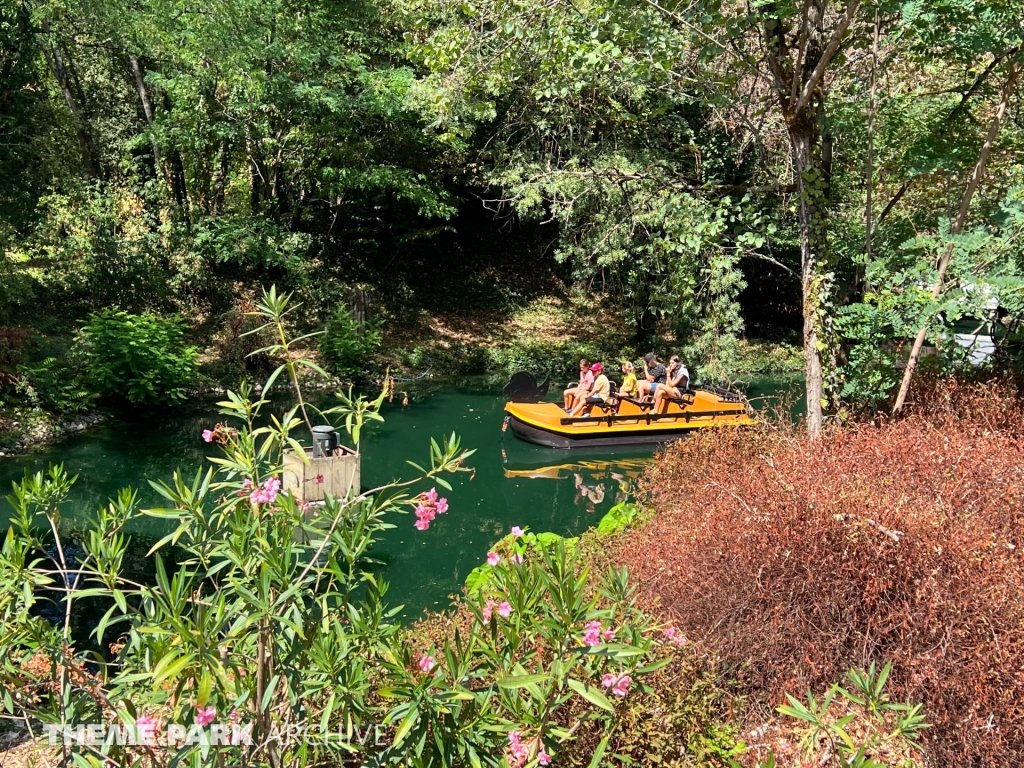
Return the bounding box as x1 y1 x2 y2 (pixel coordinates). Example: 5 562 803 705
1 0 1023 422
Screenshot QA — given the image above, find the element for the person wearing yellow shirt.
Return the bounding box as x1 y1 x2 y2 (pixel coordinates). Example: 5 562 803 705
617 360 639 398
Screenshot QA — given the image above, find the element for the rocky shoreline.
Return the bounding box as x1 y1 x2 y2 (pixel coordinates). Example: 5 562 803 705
0 410 107 456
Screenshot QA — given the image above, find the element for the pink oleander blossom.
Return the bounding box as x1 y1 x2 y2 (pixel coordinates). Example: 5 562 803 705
135 716 156 743
202 429 214 443
611 674 632 697
498 601 512 617
249 476 281 505
417 654 436 673
506 730 548 768
582 620 603 647
230 722 253 746
482 599 503 621
511 553 524 564
487 551 500 566
663 626 688 646
506 731 529 768
195 706 217 727
412 490 448 531
511 526 524 537
601 673 617 689
315 474 324 484
603 628 616 642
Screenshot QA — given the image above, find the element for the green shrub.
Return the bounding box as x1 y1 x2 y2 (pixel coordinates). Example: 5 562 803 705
0 290 668 768
82 309 198 406
319 306 382 378
16 356 97 415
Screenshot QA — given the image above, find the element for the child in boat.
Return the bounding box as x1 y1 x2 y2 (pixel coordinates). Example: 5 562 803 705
570 362 611 416
618 361 639 398
563 358 594 411
636 353 667 401
653 356 690 412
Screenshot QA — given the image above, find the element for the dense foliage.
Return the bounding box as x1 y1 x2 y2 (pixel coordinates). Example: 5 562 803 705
0 295 674 767
81 310 198 406
617 375 1024 765
1 0 1022 422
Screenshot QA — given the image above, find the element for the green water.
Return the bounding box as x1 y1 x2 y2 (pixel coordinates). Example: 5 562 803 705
0 377 799 620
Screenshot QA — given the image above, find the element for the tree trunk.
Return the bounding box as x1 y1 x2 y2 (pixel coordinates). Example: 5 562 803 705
128 54 161 167
891 60 1020 414
39 22 98 176
790 121 828 438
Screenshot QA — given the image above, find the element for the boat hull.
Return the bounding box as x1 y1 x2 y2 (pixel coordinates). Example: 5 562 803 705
507 414 692 448
504 391 753 449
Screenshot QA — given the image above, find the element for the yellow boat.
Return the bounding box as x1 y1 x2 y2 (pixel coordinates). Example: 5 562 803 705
502 373 754 449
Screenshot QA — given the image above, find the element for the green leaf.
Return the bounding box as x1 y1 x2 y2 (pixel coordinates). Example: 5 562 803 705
567 678 615 712
497 673 549 689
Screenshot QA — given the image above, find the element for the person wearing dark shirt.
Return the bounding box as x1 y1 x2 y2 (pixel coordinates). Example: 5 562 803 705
636 353 666 401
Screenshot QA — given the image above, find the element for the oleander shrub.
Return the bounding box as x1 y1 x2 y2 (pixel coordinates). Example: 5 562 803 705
82 309 198 406
615 375 1024 766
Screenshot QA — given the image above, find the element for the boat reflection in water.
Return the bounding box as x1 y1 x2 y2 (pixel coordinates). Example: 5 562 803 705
501 446 656 513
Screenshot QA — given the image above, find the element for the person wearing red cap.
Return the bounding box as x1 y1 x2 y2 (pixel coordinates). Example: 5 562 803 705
569 361 611 417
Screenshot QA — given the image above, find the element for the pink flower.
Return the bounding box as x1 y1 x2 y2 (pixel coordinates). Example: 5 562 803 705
612 674 632 697
511 526 524 537
415 504 436 521
315 474 324 485
421 488 438 504
582 620 603 647
135 716 156 743
435 497 448 514
249 476 281 505
511 553 524 564
498 601 512 617
538 750 551 765
195 706 217 726
414 519 431 531
603 628 616 642
202 429 214 443
487 551 500 566
230 722 253 746
417 654 436 673
601 672 632 697
506 730 529 768
663 626 688 646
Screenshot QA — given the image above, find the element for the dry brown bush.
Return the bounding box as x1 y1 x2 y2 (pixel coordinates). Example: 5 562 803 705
614 376 1024 766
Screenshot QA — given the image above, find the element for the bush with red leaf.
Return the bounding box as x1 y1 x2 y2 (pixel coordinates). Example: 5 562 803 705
615 376 1024 766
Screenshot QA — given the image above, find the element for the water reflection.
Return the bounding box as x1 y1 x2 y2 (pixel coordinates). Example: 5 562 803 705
501 452 654 513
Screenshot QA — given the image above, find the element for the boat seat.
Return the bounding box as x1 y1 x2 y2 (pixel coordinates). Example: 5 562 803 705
590 393 621 415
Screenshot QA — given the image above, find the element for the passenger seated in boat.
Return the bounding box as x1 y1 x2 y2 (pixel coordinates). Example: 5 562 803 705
570 362 611 416
636 353 666 401
563 359 594 411
618 361 639 398
653 356 690 412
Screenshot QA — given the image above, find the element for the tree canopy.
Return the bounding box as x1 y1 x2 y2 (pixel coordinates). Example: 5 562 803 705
2 0 1023 426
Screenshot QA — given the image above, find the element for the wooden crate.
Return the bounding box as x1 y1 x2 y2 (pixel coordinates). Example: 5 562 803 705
282 446 361 502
